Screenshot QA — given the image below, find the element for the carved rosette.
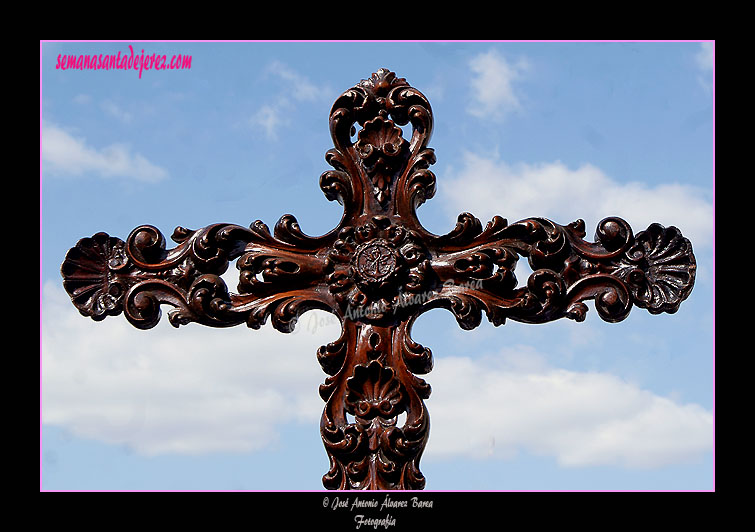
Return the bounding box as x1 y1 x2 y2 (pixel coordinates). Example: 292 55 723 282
61 68 697 491
326 215 432 321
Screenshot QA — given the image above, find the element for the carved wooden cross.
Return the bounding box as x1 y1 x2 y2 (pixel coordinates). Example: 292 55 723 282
60 69 697 490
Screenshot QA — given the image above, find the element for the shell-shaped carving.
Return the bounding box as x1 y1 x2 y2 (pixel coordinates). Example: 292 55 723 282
617 223 696 314
60 232 129 320
356 116 406 163
345 360 403 420
355 116 408 204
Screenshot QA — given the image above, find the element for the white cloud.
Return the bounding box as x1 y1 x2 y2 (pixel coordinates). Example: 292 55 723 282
42 281 711 469
267 60 328 102
41 122 167 182
439 152 713 250
73 93 91 105
41 281 340 455
250 62 330 140
694 42 714 93
468 49 529 121
250 103 288 140
425 354 712 468
100 100 133 124
695 42 714 72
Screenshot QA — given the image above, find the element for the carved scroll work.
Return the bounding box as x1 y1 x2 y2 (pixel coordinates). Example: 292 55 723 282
61 69 696 490
60 221 333 331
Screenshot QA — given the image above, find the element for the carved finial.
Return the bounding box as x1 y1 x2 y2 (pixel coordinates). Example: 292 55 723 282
358 68 408 95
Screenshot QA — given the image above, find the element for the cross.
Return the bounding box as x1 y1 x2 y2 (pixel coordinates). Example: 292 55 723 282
60 68 697 490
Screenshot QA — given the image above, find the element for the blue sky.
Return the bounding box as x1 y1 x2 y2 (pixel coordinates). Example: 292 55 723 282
40 41 714 491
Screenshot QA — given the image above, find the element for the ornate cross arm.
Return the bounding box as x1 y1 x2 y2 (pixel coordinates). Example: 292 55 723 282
424 213 697 329
61 219 338 332
60 68 697 490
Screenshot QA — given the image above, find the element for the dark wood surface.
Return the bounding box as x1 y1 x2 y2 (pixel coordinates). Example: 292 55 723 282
61 69 696 490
